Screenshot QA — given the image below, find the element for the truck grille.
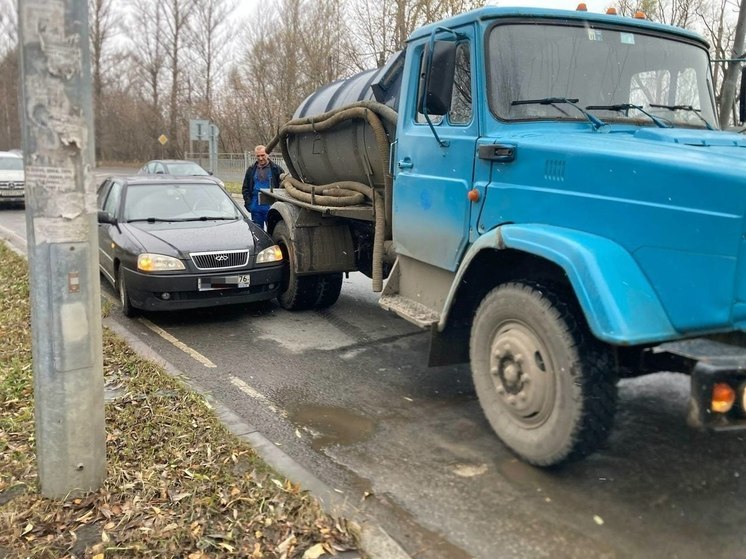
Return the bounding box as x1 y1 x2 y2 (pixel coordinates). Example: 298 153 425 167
0 181 24 189
190 250 250 270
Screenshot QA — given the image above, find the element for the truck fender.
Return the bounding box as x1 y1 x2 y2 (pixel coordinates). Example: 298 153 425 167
441 224 678 346
266 201 302 237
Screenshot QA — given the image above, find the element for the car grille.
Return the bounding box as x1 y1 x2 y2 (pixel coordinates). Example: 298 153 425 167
0 181 24 189
190 250 250 270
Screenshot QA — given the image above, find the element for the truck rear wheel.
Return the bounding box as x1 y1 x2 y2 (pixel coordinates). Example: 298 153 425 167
314 273 343 308
272 221 321 311
470 282 617 466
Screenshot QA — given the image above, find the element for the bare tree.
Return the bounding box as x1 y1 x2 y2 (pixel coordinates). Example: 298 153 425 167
161 0 196 156
718 0 746 127
0 0 19 149
89 0 118 160
188 0 237 120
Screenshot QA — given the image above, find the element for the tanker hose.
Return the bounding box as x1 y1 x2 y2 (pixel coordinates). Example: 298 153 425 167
266 101 397 292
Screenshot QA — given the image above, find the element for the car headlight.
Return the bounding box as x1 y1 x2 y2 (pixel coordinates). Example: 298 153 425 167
255 245 283 264
137 253 186 272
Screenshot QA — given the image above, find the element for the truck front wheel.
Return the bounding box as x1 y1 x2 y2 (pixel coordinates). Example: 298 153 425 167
272 221 321 310
470 282 617 466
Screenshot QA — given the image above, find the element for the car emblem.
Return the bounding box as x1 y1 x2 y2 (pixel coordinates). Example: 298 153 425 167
8 182 15 188
215 254 228 261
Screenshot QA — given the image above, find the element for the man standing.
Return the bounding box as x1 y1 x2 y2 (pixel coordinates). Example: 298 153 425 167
242 145 283 229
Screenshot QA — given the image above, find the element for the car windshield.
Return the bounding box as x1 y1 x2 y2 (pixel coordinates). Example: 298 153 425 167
166 162 209 176
487 22 717 129
0 156 23 171
123 182 241 222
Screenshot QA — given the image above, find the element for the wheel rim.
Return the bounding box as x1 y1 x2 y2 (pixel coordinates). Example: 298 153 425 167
489 321 556 428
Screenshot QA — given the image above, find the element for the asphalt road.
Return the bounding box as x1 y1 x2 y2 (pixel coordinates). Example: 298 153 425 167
2 172 745 558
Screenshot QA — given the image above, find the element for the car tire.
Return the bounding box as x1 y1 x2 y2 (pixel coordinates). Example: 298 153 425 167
314 273 343 309
117 266 138 318
469 282 617 467
272 221 321 311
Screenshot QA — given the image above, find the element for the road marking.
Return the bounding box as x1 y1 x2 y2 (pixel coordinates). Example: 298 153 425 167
138 317 216 368
229 376 287 418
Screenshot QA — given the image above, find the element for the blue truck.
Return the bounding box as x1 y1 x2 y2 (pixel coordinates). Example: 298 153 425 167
261 5 746 466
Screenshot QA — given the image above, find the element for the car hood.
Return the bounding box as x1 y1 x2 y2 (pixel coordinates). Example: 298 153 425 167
121 219 263 258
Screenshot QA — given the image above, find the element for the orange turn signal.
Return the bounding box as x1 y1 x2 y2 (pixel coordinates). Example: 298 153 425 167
468 189 480 202
634 10 647 19
712 382 736 413
606 7 617 15
576 3 588 11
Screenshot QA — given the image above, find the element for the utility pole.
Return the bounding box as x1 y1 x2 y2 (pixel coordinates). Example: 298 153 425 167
18 0 105 497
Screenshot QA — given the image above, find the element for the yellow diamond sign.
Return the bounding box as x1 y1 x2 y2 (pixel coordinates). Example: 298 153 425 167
158 134 168 145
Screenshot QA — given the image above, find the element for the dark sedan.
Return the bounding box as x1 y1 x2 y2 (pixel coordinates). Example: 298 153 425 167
97 175 283 316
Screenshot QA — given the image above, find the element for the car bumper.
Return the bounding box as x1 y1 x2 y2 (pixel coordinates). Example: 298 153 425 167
0 190 25 203
123 264 283 311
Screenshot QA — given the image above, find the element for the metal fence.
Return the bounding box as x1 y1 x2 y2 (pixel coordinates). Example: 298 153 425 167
185 152 285 184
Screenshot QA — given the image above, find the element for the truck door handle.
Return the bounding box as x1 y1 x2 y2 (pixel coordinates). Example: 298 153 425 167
398 158 413 170
479 144 516 162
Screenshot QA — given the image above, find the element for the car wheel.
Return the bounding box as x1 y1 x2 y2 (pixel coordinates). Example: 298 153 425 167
470 282 617 466
314 273 343 308
117 266 138 318
272 221 320 310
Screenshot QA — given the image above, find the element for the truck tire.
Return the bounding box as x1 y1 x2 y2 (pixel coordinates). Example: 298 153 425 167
469 282 617 466
117 266 137 318
314 273 343 308
272 221 321 310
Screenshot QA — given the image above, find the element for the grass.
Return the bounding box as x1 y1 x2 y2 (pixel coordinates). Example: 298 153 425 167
224 181 242 196
0 243 358 558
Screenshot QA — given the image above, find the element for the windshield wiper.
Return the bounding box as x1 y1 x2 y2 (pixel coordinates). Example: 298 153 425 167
182 216 237 221
649 104 714 130
586 103 672 129
127 217 176 223
511 97 606 130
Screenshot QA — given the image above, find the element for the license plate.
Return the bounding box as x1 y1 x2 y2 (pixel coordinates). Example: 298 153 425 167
198 274 250 291
0 191 22 197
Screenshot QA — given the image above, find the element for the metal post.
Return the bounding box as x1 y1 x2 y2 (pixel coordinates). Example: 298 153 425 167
18 0 105 497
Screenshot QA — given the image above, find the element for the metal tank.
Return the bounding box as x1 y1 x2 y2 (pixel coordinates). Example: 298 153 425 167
285 51 404 190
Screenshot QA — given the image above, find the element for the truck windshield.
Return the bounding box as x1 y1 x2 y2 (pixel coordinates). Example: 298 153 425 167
487 22 717 129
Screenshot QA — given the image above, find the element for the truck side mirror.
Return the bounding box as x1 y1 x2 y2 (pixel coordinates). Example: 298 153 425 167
738 66 746 123
418 40 457 116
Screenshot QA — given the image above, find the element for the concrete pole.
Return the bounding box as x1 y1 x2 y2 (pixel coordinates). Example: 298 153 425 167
18 0 105 497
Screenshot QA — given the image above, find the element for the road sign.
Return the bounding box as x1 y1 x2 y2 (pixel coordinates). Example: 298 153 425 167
190 119 209 141
158 134 168 145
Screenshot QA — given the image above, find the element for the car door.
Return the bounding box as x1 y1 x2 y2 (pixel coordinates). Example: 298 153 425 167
393 31 478 272
98 179 123 284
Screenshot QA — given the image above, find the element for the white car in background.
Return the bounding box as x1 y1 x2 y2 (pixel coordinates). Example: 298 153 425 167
0 151 25 207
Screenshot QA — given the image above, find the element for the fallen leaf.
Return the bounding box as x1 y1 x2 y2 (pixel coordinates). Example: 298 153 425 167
302 543 326 559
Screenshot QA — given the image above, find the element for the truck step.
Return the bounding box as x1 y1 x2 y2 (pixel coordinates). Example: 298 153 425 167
379 294 440 329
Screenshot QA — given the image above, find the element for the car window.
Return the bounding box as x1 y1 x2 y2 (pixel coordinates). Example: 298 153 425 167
155 163 166 174
123 182 240 221
167 162 209 176
97 180 112 209
103 181 123 216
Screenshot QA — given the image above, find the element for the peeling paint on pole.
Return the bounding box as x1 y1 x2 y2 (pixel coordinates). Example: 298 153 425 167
18 0 105 498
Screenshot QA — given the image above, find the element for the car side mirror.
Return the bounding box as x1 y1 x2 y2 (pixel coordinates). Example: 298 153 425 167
97 210 116 225
208 170 214 175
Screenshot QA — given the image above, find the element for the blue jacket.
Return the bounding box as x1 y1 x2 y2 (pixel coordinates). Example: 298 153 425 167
242 160 283 208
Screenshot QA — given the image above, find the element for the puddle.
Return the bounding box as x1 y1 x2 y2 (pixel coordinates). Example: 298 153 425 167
287 404 376 451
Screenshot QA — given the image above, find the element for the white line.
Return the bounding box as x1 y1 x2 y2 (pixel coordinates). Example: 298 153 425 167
138 317 217 368
229 376 287 418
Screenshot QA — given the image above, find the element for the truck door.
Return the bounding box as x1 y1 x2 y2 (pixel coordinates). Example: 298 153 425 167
394 34 477 272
